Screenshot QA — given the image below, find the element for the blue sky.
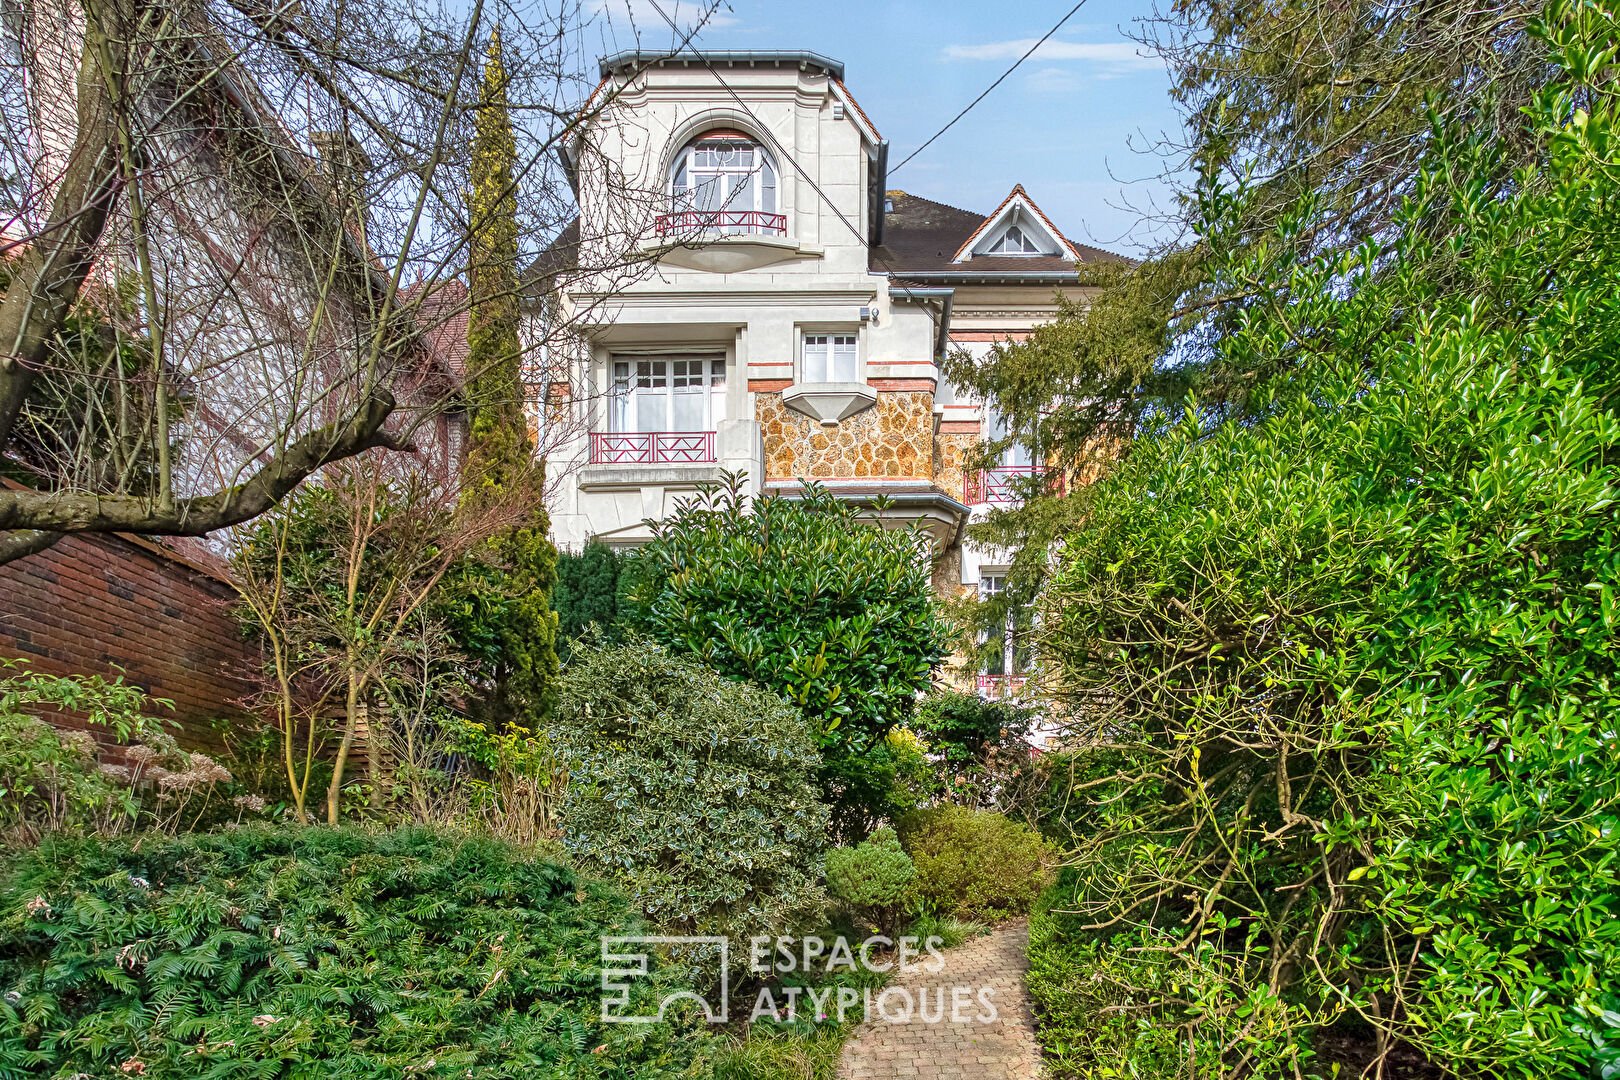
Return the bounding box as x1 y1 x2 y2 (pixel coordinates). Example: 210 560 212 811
581 0 1185 256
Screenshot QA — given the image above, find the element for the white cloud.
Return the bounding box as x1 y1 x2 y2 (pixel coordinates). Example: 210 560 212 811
942 38 1158 71
1025 66 1080 94
587 0 740 32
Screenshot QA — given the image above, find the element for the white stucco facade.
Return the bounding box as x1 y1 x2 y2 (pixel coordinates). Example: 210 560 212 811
532 51 1127 701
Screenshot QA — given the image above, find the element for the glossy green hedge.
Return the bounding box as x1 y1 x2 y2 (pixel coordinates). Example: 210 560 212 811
622 476 948 835
0 825 708 1079
1029 7 1620 1075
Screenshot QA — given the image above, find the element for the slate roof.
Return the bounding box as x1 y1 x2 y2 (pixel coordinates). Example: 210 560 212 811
526 217 580 289
520 190 1129 290
597 50 845 81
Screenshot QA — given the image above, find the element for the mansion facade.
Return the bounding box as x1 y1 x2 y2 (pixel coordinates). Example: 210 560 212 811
533 50 1125 697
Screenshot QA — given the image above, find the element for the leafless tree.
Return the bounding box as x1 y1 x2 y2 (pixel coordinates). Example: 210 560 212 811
0 0 693 563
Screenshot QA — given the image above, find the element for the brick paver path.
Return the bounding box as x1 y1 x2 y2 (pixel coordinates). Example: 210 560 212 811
837 920 1042 1080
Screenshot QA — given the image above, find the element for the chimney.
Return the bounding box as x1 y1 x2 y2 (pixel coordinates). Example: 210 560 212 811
310 129 371 226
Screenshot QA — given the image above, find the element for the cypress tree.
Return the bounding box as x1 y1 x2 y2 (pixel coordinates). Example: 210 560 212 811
463 29 559 723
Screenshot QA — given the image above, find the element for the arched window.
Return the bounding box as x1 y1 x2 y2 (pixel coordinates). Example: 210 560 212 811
661 131 784 236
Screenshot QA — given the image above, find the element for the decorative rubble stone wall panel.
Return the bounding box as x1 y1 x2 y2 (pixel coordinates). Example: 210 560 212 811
759 391 937 480
935 431 979 505
930 545 973 601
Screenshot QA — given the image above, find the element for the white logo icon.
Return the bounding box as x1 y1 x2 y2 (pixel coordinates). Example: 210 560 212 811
600 936 729 1023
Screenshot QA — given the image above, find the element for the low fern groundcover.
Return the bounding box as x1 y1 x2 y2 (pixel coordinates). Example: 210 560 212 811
0 825 709 1079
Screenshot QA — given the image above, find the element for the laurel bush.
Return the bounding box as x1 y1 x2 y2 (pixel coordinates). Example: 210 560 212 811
0 825 709 1079
622 476 948 837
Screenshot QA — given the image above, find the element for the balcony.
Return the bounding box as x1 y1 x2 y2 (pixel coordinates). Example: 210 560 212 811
589 431 717 465
964 466 1062 505
976 674 1029 700
644 211 811 272
654 210 788 237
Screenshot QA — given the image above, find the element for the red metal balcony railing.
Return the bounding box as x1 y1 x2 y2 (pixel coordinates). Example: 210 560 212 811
655 210 788 237
976 674 1029 700
590 431 717 464
964 466 1062 505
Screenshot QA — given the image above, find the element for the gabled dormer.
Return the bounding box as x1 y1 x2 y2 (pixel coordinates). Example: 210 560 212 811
952 185 1079 263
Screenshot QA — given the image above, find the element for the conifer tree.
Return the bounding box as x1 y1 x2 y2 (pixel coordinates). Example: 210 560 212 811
944 0 1550 653
461 29 560 724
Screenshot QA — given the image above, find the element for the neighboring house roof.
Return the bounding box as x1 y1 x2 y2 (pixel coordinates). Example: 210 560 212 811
405 279 470 381
521 217 581 301
872 190 1130 276
951 184 1078 262
528 190 1128 291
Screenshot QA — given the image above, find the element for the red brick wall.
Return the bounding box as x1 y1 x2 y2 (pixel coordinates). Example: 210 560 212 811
0 532 256 751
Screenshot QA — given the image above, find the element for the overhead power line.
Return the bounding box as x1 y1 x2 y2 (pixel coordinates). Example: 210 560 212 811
889 1 1089 177
639 0 960 342
644 0 871 254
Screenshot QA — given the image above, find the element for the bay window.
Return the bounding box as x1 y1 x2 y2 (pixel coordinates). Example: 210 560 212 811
610 356 725 433
665 133 782 235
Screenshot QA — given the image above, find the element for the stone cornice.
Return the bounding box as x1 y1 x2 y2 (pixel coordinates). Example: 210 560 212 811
568 287 879 308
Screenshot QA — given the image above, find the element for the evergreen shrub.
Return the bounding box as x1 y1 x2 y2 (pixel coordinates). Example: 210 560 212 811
622 476 948 837
0 825 707 1079
1026 10 1620 1073
551 540 626 655
897 805 1047 920
825 826 916 935
551 641 829 952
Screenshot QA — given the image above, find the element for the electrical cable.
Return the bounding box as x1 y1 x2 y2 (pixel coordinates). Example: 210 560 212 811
889 1 1088 176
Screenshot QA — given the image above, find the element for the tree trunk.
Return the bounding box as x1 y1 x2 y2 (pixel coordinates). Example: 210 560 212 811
327 664 362 823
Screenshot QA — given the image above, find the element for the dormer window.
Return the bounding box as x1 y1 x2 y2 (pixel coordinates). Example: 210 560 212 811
987 223 1042 255
662 131 784 237
955 187 1075 263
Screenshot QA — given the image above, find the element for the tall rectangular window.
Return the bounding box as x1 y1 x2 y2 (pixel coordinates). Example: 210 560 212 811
985 406 1035 468
978 572 1032 678
801 333 857 383
610 356 725 432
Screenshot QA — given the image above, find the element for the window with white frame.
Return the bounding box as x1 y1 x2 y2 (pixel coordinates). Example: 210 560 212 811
979 572 1033 677
801 333 858 384
985 405 1035 468
610 356 725 432
986 222 1043 255
669 134 779 230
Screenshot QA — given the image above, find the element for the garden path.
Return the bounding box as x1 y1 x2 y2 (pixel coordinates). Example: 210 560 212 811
837 919 1043 1080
